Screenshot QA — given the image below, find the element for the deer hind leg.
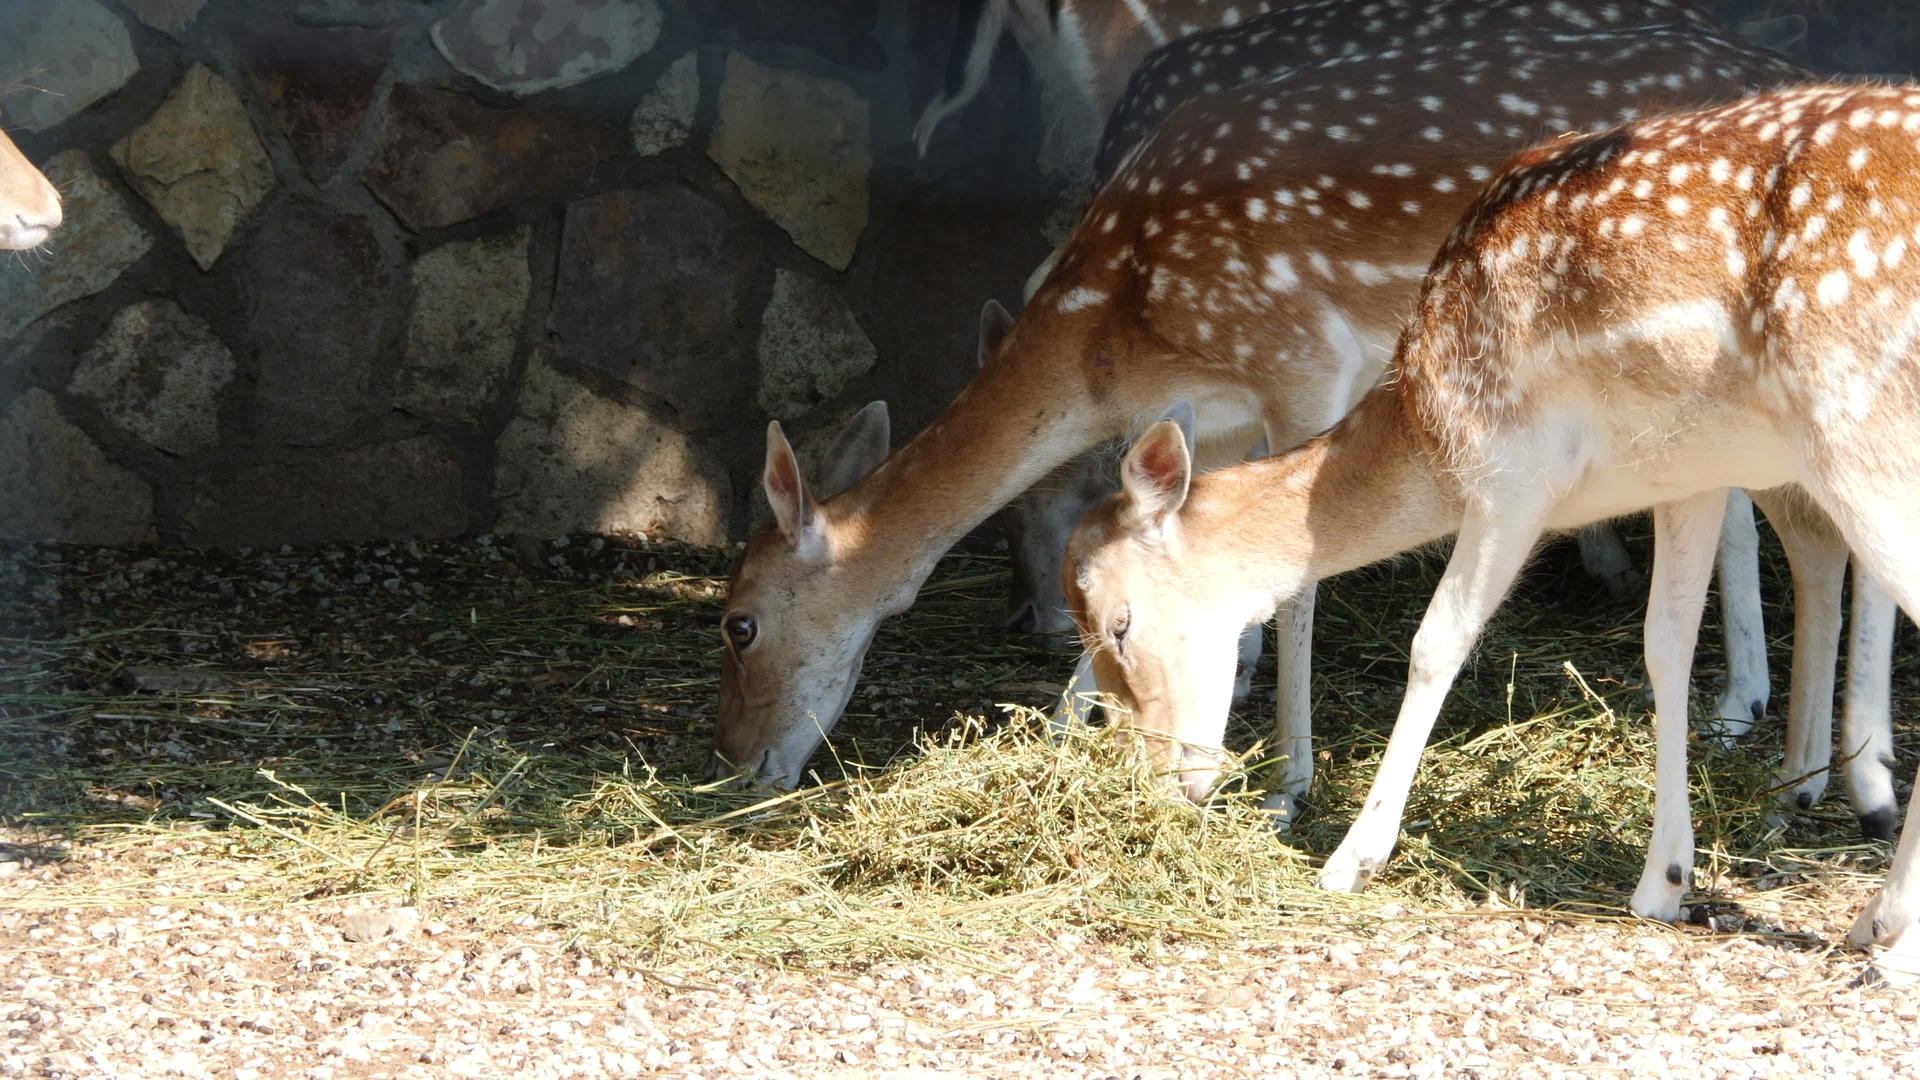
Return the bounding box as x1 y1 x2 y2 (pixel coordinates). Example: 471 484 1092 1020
1629 489 1730 921
1747 487 1845 815
1261 586 1313 828
1319 496 1548 894
1800 467 1920 979
1844 568 1899 841
1713 489 1772 738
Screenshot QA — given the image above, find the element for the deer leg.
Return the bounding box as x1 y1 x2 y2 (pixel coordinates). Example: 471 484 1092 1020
1713 489 1771 739
1575 522 1639 598
1748 486 1845 815
1845 567 1899 841
1628 489 1728 921
1319 498 1545 893
1261 585 1314 828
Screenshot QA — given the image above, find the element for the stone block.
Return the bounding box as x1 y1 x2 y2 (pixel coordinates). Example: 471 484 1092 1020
242 20 397 182
547 185 757 428
120 0 206 36
431 0 660 96
0 152 152 342
494 353 728 545
396 227 531 426
708 52 869 270
0 0 139 132
755 269 875 421
112 65 278 271
364 84 620 231
0 389 154 544
631 51 698 158
187 436 469 546
68 300 235 457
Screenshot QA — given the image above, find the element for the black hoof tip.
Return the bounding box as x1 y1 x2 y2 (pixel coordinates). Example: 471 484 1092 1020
1796 791 1815 811
1749 700 1766 724
1666 863 1687 887
1860 806 1898 843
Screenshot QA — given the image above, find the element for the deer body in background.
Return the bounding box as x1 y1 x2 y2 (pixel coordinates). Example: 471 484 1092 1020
1059 83 1920 979
0 125 60 251
717 27 1821 816
969 0 1804 747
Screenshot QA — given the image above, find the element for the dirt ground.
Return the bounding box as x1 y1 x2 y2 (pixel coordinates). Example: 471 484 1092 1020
3 536 1919 1077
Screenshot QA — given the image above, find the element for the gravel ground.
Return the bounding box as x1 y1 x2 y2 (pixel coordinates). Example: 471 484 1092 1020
5 836 1918 1080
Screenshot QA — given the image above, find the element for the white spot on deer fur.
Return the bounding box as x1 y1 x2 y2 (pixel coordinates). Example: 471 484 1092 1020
1815 120 1840 145
1803 216 1826 242
1349 261 1388 285
1727 249 1747 276
1262 253 1299 292
1101 213 1120 232
1621 215 1647 237
1432 176 1456 193
1058 287 1106 313
1309 251 1334 279
1632 179 1653 199
1666 195 1690 216
1274 189 1297 207
1850 147 1871 171
1499 93 1539 116
1246 198 1267 222
1851 107 1874 129
1738 165 1758 191
1326 125 1353 141
1419 96 1442 111
1816 270 1851 307
1402 200 1421 215
1467 165 1491 182
1423 126 1444 141
1668 164 1692 185
1886 236 1909 268
1850 230 1880 278
1789 183 1812 209
1346 190 1372 209
1709 158 1732 183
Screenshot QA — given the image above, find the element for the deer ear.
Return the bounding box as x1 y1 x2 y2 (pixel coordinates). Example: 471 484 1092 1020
1120 416 1193 533
977 299 1015 367
815 401 890 499
763 421 818 547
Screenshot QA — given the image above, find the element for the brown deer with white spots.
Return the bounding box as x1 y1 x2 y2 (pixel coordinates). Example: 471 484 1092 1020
979 0 1803 744
0 123 60 250
716 26 1815 813
1060 82 1920 979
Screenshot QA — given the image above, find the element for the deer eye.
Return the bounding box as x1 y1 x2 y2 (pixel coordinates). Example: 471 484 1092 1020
724 613 757 652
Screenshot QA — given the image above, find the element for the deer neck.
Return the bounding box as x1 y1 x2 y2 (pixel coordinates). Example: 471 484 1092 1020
824 322 1121 609
1187 388 1461 608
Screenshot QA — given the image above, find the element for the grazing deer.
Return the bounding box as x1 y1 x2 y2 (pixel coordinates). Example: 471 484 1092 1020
1059 83 1920 977
716 26 1816 810
982 0 1796 735
0 123 60 250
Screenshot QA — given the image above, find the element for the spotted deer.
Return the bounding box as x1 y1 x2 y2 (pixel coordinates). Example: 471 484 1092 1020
0 123 59 250
980 0 1798 735
716 27 1816 812
1059 82 1920 977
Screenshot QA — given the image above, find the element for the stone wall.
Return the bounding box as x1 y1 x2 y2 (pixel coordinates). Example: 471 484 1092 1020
0 0 1054 547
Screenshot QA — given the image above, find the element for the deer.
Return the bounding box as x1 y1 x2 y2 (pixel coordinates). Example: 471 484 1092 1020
0 123 60 250
716 26 1853 824
965 0 1802 739
1057 82 1920 979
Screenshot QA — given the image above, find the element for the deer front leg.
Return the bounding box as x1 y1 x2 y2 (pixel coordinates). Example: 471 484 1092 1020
1261 585 1314 828
1845 568 1899 841
1320 501 1545 893
1849 758 1920 985
1712 489 1771 740
1629 489 1727 921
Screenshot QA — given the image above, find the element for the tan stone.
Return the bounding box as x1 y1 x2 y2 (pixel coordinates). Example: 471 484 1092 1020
396 228 531 426
0 152 151 342
0 389 154 544
494 354 728 545
707 52 869 270
112 65 276 271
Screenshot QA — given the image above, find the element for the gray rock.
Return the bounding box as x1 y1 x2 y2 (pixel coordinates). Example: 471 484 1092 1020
707 53 869 270
494 353 728 545
630 52 698 157
396 227 530 426
547 185 758 428
431 0 661 96
0 1 139 132
755 270 875 421
0 389 154 544
241 20 397 183
0 151 152 343
364 84 620 231
187 436 468 546
119 0 206 36
69 300 235 457
236 201 392 447
292 0 423 28
112 66 277 272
